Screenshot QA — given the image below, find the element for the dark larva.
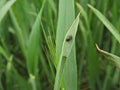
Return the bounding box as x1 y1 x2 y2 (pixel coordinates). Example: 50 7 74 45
66 35 72 42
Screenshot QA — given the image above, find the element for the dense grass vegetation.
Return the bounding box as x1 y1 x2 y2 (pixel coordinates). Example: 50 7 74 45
0 0 120 90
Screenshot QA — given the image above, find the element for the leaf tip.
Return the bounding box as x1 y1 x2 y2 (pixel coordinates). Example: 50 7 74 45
87 4 94 10
95 44 100 51
95 44 104 53
87 4 91 7
95 44 101 52
77 12 80 17
76 2 79 7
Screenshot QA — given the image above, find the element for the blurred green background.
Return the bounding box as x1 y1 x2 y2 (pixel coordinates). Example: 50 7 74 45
0 0 120 90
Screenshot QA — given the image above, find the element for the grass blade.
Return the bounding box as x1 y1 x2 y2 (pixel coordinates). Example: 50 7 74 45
9 9 27 58
48 0 56 14
26 0 46 90
88 4 120 44
27 0 46 76
56 0 78 90
0 0 16 23
77 3 99 89
0 46 9 61
54 13 80 90
96 44 120 69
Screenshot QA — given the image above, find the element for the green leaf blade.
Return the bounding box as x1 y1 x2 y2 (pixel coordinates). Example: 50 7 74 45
0 0 16 23
96 44 120 69
56 0 78 90
88 4 120 44
26 0 46 76
54 13 80 90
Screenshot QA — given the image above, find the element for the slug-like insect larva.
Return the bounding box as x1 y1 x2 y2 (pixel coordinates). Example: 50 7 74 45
66 35 72 42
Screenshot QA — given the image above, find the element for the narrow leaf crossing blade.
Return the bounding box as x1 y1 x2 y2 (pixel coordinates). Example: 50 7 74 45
88 4 120 44
96 44 120 69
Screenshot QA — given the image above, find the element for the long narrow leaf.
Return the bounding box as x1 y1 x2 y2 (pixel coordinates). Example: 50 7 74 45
0 46 9 61
26 1 46 90
27 0 46 76
56 0 77 90
9 9 26 58
54 13 80 90
88 4 120 44
0 0 16 23
96 44 120 69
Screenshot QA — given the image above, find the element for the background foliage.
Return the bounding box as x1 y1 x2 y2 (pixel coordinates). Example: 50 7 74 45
0 0 120 90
